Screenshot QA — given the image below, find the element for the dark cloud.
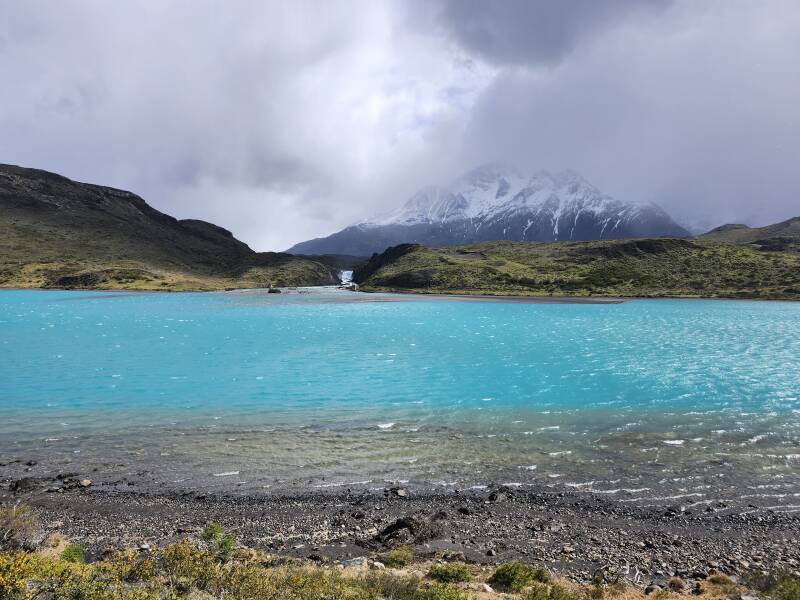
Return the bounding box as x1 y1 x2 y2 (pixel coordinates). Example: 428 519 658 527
436 0 671 66
455 1 800 230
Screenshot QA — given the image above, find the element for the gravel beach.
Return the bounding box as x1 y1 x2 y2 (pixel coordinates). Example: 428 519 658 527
3 466 798 588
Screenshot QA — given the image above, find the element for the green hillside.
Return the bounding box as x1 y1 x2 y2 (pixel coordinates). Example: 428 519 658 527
353 235 800 299
699 217 800 252
0 164 339 290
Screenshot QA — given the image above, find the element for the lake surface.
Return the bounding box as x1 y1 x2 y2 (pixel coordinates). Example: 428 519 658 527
2 288 799 510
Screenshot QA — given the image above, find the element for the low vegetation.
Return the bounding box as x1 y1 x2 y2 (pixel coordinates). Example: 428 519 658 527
199 522 236 562
487 561 551 591
522 581 583 600
354 235 800 299
428 562 472 583
0 164 342 291
2 542 798 599
0 541 469 600
0 504 41 551
1 505 797 599
383 544 414 568
59 543 85 564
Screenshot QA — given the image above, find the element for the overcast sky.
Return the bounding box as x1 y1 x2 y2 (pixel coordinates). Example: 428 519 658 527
1 1 798 250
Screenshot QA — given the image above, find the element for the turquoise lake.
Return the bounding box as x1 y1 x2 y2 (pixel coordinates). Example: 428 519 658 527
1 288 799 509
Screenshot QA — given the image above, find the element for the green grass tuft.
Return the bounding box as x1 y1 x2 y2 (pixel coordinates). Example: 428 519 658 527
427 562 472 583
383 544 414 568
200 522 236 562
60 543 85 563
488 561 550 591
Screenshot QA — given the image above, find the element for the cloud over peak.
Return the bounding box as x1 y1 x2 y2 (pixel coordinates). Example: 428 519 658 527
1 1 798 249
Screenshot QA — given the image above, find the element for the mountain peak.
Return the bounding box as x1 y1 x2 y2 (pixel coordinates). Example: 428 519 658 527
452 162 522 186
288 165 689 255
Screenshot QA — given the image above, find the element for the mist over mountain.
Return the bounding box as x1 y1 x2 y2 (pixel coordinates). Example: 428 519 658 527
289 164 688 256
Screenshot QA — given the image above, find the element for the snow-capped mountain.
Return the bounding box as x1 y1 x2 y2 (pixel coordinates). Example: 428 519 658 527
288 164 689 256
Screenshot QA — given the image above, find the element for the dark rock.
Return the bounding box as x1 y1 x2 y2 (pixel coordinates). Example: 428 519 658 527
375 516 443 546
55 272 103 288
10 477 39 493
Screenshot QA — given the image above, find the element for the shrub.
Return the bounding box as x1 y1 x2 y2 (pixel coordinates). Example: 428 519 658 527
200 522 236 562
524 582 584 600
362 571 426 598
60 543 85 563
587 581 604 599
383 544 414 568
668 576 685 591
766 577 800 600
551 583 585 600
708 572 733 586
110 548 157 583
0 504 41 551
428 562 471 583
160 539 220 591
0 552 31 596
488 561 550 591
524 582 552 600
421 582 470 600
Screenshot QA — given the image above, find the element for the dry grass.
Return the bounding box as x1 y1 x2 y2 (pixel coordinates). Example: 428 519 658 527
0 506 784 600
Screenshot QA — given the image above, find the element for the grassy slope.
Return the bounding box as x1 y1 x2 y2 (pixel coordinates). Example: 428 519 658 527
0 164 339 290
0 542 770 600
354 237 800 299
700 217 800 247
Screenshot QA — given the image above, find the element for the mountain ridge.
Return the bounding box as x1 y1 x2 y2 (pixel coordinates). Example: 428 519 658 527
0 164 339 290
289 164 689 255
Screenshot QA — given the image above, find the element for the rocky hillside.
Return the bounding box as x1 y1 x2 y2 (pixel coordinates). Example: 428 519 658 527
289 164 688 256
353 228 800 299
0 164 339 290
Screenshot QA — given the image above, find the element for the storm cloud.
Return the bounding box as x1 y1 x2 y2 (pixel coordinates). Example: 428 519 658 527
436 0 671 67
1 1 798 249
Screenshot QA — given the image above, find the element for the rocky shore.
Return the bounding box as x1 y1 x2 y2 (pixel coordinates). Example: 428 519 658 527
3 471 798 592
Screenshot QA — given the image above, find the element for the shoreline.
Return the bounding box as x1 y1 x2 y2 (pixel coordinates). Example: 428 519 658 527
5 284 800 303
5 482 798 585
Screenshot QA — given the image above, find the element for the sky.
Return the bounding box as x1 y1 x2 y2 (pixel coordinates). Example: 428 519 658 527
1 1 798 250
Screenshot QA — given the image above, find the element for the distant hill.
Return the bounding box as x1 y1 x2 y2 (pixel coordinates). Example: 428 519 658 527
0 164 339 290
353 223 800 299
289 164 689 256
700 217 800 252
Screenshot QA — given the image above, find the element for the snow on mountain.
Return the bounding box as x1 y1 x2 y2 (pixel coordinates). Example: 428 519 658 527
288 164 689 256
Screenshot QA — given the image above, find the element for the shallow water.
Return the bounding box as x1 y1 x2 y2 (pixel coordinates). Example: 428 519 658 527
1 288 799 508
